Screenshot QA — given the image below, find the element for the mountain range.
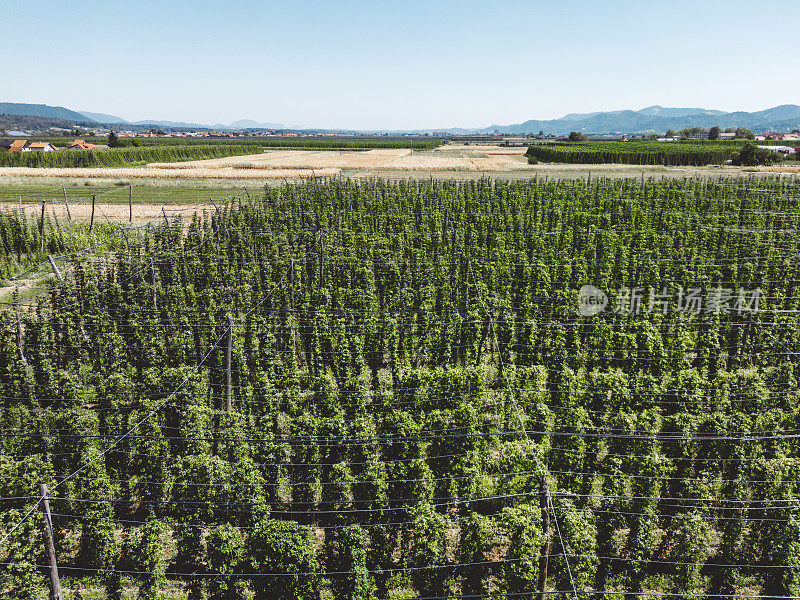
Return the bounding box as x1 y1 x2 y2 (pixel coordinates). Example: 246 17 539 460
476 105 800 135
2 102 799 134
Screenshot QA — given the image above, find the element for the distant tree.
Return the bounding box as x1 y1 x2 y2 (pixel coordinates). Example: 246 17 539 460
793 129 800 134
665 129 676 137
538 130 544 137
568 131 589 142
735 127 754 139
679 127 706 137
107 131 120 147
709 126 721 140
724 127 735 133
734 142 781 166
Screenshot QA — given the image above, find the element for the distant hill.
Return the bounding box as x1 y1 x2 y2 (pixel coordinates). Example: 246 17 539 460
635 105 727 118
131 119 212 129
478 104 800 135
0 102 96 123
228 119 286 129
5 100 800 136
79 111 129 124
0 113 80 132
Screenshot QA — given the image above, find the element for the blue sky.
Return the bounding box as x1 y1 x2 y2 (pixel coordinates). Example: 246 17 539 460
3 0 798 129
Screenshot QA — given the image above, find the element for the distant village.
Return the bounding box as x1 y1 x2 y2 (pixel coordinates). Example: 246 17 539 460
0 122 798 155
0 139 109 152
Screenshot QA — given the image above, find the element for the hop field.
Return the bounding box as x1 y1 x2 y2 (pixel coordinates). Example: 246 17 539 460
3 177 800 597
526 140 743 166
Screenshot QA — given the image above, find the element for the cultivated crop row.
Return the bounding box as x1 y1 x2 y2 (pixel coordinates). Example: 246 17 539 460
2 177 800 598
526 141 742 166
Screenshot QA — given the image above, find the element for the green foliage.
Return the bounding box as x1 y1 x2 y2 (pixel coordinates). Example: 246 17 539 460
668 513 712 592
326 524 372 600
137 517 166 600
526 140 741 165
733 142 782 166
410 503 452 599
459 511 495 597
208 524 245 600
2 177 800 597
247 518 319 600
0 144 257 167
501 504 543 598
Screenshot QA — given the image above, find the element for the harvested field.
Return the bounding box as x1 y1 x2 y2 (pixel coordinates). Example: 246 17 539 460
752 165 800 173
0 143 796 186
433 144 526 154
146 146 531 173
151 148 412 171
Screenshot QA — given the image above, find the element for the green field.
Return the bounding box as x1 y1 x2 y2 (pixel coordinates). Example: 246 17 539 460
2 177 800 597
0 144 260 168
16 136 445 151
526 140 745 165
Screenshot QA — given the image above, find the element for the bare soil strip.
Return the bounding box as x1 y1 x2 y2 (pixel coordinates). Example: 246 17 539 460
0 202 215 223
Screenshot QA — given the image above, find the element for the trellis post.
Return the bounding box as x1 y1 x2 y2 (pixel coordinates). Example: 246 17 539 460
537 475 551 600
39 483 62 600
225 314 233 413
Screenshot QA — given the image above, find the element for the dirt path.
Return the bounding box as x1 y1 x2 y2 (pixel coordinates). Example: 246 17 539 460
0 202 216 224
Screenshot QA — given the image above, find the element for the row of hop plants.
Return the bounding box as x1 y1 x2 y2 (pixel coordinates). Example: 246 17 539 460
2 177 800 597
525 141 742 166
19 137 446 150
0 144 259 168
256 138 444 150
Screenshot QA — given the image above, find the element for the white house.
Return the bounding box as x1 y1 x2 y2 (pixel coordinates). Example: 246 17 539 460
758 145 797 155
25 142 58 152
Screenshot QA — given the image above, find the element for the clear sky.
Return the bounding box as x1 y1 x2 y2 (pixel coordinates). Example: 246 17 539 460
3 0 798 130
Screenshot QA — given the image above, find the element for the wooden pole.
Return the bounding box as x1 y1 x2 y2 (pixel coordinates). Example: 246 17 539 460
39 483 63 600
89 195 96 234
319 231 324 290
537 475 551 600
62 187 71 220
225 314 233 413
129 185 133 223
40 199 46 252
16 311 27 368
289 258 295 311
475 313 492 366
162 207 169 228
150 257 157 310
48 256 63 281
740 312 753 361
